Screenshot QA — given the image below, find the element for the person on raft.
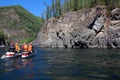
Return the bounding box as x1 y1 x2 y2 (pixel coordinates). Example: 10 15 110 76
15 42 21 53
8 42 15 52
28 42 33 53
22 43 28 52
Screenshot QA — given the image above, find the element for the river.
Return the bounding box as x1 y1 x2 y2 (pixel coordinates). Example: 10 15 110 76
0 47 120 80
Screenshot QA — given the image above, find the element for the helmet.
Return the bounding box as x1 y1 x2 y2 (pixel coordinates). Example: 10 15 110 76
30 42 32 44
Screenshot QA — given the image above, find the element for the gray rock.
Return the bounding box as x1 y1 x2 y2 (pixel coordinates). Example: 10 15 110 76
93 16 104 32
34 6 120 48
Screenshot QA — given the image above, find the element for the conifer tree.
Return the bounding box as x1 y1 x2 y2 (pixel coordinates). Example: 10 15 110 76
43 0 120 19
56 0 61 17
46 6 50 19
74 0 78 11
52 0 55 17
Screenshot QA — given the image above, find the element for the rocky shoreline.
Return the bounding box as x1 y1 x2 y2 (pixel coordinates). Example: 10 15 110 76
33 6 120 49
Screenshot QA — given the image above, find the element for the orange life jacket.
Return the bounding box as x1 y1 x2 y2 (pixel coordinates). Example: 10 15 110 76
23 44 28 52
15 45 20 51
28 44 32 51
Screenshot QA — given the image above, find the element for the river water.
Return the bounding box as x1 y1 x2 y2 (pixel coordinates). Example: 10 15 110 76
0 47 120 80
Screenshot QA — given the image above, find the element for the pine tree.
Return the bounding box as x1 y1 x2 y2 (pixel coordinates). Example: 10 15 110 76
66 0 69 12
56 0 61 17
52 0 55 17
46 6 50 19
44 0 120 20
73 0 78 11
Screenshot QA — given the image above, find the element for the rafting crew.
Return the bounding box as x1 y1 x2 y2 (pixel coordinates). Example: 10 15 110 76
8 42 33 53
2 42 34 59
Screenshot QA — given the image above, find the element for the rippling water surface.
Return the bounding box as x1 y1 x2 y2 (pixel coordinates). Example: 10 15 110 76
0 47 120 80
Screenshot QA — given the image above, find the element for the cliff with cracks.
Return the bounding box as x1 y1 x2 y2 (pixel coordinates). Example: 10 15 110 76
33 6 120 48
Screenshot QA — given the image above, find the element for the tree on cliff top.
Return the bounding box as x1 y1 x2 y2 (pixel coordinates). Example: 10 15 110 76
43 0 120 19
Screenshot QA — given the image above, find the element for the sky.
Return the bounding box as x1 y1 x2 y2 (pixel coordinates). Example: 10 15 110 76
0 0 52 16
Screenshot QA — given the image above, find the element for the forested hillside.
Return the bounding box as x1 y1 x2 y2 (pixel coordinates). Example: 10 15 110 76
44 0 120 19
0 5 43 44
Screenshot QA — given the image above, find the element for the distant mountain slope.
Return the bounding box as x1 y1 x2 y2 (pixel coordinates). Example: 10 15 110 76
0 5 42 44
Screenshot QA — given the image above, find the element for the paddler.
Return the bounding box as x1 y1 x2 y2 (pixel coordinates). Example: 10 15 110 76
28 42 33 53
15 42 21 53
8 42 15 52
22 43 28 52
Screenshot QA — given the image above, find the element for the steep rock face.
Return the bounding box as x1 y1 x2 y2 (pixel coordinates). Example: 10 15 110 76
34 6 120 48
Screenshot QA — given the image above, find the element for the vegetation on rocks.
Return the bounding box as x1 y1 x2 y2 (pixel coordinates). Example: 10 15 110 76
0 28 8 45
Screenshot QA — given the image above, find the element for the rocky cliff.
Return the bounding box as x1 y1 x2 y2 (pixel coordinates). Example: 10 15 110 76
33 6 120 48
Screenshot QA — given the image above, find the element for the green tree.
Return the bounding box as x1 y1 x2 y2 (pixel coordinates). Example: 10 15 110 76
51 0 55 17
56 0 61 16
74 0 78 11
44 0 120 20
0 29 8 43
46 6 50 19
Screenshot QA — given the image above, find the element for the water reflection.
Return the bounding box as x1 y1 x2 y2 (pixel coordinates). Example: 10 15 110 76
21 58 35 80
0 57 35 79
2 58 22 72
4 59 15 72
22 58 33 67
